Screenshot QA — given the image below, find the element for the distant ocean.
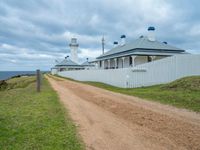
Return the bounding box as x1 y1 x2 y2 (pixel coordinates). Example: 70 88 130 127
0 71 48 80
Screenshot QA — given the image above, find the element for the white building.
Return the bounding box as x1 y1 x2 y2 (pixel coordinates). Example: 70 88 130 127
51 56 84 75
93 27 187 69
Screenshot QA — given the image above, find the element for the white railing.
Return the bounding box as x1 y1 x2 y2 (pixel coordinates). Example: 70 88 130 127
57 55 200 88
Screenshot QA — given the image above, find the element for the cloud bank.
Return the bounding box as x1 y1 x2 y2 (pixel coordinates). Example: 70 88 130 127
0 0 199 70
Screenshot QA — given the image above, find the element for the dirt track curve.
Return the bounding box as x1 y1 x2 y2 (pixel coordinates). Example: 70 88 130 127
46 76 200 150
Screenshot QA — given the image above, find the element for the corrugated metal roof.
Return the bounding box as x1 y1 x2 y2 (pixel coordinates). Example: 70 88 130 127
97 36 185 59
81 61 95 66
56 58 81 67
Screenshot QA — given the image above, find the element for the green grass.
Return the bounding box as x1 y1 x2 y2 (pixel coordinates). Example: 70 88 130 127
0 76 36 91
0 76 84 150
52 74 200 112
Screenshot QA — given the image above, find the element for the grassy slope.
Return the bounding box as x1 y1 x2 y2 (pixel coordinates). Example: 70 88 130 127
0 76 83 150
2 76 36 90
54 75 200 112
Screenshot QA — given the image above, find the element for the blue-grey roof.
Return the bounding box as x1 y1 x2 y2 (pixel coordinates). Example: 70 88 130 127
97 36 186 60
56 58 81 67
81 61 95 66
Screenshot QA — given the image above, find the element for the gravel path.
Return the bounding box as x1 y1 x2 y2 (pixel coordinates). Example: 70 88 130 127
47 76 200 150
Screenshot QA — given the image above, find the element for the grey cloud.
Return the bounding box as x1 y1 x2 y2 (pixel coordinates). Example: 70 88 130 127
0 0 199 71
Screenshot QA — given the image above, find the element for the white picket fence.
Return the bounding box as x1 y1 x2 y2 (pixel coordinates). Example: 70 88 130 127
57 54 200 88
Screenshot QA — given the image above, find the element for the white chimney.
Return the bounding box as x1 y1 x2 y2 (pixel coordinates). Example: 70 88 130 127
147 26 155 41
69 38 79 63
120 35 126 45
113 41 118 47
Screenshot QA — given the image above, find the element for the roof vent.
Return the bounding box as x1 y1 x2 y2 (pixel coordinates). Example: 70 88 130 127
120 35 126 38
163 41 168 44
147 26 156 41
140 35 144 38
113 41 118 45
148 26 155 31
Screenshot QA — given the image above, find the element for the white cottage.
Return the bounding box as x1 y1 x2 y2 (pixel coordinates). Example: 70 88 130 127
51 56 84 75
93 27 188 69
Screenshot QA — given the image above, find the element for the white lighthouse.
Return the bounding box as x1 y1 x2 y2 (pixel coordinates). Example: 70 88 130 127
69 38 79 63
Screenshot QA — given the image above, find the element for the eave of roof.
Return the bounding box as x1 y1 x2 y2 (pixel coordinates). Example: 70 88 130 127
55 65 84 68
82 65 95 67
95 50 188 61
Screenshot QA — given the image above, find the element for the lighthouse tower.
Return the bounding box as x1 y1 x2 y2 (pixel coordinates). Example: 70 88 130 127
69 38 79 64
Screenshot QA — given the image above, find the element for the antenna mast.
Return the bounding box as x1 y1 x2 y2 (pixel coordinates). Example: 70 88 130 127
102 36 105 54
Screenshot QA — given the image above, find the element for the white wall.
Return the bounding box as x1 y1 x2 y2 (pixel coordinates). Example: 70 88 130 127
57 55 200 88
51 68 58 75
59 67 128 87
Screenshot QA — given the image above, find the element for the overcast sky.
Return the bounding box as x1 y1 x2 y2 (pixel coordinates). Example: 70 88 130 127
0 0 200 71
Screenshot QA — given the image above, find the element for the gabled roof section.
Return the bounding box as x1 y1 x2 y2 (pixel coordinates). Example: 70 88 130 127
56 58 80 66
81 61 95 66
97 36 185 59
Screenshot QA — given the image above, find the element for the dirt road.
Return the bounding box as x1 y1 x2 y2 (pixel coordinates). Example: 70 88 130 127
46 76 200 150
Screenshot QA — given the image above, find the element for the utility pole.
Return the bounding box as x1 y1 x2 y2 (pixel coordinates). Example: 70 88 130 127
102 36 105 54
